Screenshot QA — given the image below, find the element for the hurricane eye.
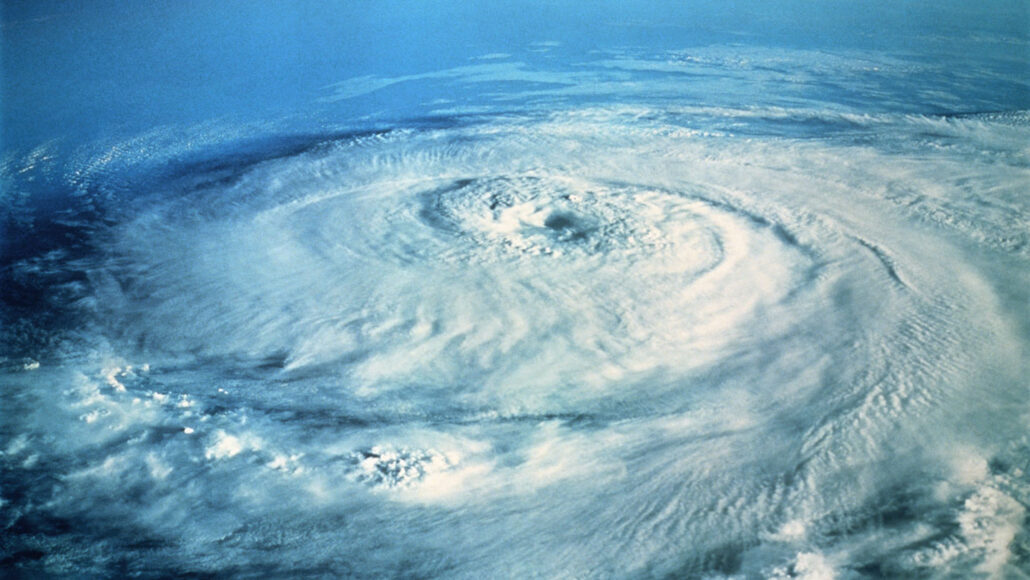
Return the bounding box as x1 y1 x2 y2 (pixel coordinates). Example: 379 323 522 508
543 212 577 231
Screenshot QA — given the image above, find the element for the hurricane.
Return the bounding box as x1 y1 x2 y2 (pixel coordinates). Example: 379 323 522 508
2 2 1029 578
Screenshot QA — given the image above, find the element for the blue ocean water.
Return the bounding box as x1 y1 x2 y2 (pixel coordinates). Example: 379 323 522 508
2 2 1029 578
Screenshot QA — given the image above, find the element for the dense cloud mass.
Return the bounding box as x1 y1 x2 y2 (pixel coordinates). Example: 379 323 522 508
2 6 1029 578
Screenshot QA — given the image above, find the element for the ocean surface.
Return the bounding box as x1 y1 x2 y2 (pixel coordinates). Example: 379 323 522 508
2 2 1029 578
